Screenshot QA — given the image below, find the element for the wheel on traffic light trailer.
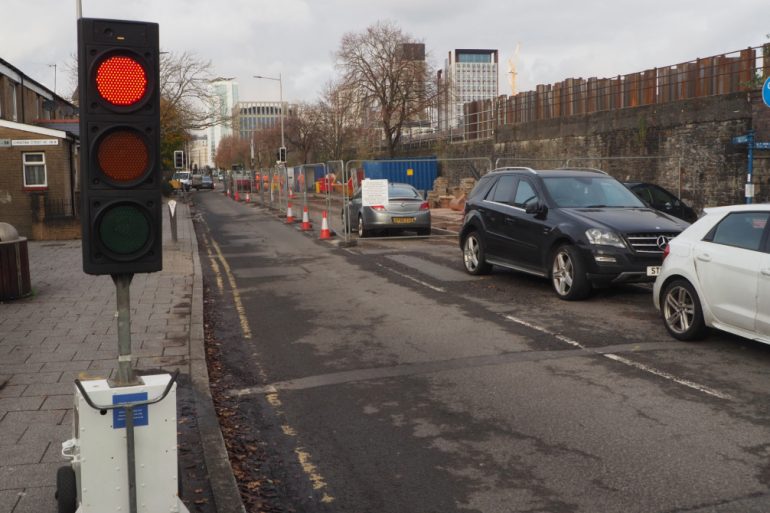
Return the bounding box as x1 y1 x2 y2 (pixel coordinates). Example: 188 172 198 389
55 465 77 513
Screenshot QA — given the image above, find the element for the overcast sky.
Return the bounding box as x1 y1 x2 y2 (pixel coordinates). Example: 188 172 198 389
3 0 768 105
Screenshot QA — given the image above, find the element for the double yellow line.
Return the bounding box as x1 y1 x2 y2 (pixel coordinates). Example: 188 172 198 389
198 218 334 504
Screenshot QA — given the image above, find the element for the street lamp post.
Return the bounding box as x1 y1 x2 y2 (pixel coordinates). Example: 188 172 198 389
253 74 285 160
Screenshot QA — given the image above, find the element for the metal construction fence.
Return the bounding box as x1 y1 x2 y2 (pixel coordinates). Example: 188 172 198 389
218 152 753 239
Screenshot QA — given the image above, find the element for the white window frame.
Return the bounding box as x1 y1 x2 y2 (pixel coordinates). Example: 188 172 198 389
11 82 18 121
22 152 47 188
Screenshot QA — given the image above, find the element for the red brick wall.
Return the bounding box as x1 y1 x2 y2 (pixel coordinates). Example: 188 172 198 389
0 126 77 239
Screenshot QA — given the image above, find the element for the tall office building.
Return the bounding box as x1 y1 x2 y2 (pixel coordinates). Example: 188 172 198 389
207 79 239 168
233 101 293 141
438 49 499 130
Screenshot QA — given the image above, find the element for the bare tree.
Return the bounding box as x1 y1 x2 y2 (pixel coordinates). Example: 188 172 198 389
159 51 230 132
215 135 250 171
251 125 283 168
285 103 323 164
316 80 359 161
336 21 438 157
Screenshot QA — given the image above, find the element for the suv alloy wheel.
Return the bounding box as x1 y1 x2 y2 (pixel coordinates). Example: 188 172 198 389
463 232 491 275
551 245 591 300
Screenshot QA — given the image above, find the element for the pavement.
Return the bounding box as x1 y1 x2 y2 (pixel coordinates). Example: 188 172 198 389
0 198 244 513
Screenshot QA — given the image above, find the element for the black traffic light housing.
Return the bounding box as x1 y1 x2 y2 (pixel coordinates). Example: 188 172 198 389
174 150 184 169
78 18 162 275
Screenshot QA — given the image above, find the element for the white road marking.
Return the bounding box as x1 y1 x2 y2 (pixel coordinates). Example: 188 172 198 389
376 263 446 293
505 315 732 400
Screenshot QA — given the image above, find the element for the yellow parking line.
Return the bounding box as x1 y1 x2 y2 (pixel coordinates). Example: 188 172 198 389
199 217 334 503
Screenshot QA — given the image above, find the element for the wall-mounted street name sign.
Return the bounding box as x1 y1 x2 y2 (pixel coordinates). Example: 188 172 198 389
12 139 59 146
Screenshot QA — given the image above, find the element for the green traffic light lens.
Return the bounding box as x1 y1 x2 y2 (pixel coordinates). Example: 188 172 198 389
98 205 151 255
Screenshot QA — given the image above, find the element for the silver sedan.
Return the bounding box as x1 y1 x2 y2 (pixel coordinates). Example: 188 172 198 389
344 182 431 237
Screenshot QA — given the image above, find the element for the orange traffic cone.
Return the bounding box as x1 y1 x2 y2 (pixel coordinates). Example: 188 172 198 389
300 206 312 231
319 210 332 239
234 189 240 201
286 202 295 223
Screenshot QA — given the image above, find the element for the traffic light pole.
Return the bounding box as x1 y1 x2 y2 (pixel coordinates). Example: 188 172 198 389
112 273 140 386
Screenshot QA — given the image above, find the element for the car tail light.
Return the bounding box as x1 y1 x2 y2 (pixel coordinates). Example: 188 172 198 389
419 201 430 210
371 205 385 211
662 244 670 261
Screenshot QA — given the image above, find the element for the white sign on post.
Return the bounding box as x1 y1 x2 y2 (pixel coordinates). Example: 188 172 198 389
361 179 388 207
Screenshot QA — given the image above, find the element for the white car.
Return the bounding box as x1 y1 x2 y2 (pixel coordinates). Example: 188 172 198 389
653 204 770 343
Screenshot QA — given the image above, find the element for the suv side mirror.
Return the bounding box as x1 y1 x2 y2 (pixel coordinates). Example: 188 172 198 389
525 199 545 215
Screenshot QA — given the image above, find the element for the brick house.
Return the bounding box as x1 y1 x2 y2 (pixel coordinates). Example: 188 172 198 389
0 57 80 240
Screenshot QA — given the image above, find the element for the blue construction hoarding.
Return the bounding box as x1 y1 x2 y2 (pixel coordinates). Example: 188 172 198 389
362 158 438 191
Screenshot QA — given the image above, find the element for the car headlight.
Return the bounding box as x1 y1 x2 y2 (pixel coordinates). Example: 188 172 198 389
585 228 626 248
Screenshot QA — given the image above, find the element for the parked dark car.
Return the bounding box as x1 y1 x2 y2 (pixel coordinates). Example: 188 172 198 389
459 167 690 300
344 182 431 237
199 175 214 190
624 182 698 223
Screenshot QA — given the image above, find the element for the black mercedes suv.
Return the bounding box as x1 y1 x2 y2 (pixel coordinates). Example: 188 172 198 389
459 167 691 300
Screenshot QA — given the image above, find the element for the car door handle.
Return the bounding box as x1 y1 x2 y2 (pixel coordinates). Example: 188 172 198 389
504 218 516 225
762 269 770 277
696 254 711 262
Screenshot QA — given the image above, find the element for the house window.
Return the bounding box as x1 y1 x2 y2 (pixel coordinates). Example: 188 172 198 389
23 152 47 188
11 83 18 121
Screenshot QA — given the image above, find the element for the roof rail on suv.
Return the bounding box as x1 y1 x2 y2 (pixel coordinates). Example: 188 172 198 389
494 166 537 174
555 166 608 175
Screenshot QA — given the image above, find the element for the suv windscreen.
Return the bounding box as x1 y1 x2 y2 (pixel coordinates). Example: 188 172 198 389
543 176 646 208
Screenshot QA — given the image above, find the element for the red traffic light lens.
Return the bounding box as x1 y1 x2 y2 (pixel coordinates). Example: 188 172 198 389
97 130 149 183
95 55 148 106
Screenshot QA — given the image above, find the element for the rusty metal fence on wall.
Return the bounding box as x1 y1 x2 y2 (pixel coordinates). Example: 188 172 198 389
463 44 770 140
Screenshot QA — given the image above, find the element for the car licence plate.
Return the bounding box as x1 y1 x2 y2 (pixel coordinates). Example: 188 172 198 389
646 266 661 277
392 217 416 224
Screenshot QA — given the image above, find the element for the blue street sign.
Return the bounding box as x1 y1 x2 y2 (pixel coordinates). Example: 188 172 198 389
763 77 770 108
112 392 149 429
756 142 770 150
733 135 750 145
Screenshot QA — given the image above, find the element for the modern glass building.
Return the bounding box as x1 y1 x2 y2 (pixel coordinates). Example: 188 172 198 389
207 79 239 168
438 49 499 130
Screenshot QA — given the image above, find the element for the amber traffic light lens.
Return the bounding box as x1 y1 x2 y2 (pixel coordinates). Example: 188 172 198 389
97 130 149 183
95 55 148 106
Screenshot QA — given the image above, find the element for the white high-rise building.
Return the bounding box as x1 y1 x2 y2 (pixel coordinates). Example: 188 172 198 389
207 79 239 168
438 49 498 130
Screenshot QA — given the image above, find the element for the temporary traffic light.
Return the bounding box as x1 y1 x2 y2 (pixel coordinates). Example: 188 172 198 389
78 18 162 275
278 146 287 163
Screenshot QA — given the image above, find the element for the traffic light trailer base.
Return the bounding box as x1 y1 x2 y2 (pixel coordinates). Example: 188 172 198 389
56 372 190 513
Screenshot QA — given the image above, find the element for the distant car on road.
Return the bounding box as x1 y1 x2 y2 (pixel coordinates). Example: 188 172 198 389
200 175 214 190
460 167 690 300
653 204 770 343
344 182 431 237
624 182 698 223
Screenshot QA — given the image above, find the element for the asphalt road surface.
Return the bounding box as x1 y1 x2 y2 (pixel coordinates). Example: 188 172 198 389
191 188 770 513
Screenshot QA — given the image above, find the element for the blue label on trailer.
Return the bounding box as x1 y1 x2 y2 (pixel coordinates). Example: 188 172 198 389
763 77 770 108
112 392 149 429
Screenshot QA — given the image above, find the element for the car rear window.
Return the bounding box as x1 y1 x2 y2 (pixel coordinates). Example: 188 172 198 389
389 186 421 199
